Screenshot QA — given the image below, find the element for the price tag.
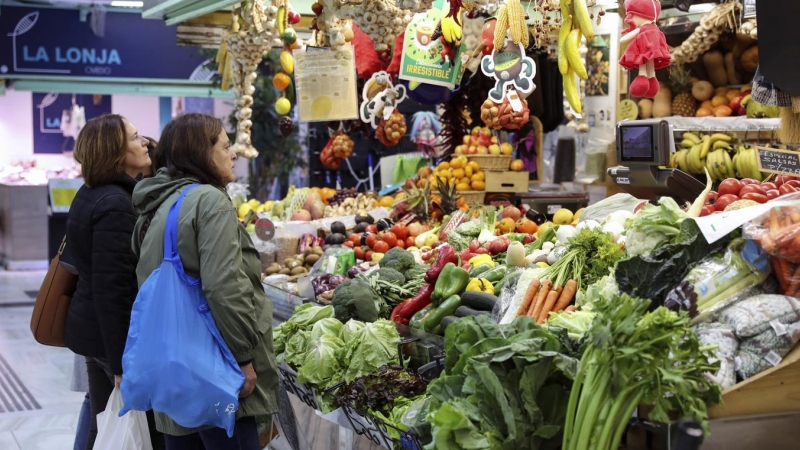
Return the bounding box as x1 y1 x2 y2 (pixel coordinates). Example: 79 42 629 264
755 146 800 176
770 319 788 336
254 218 275 241
547 204 562 214
617 99 639 121
765 350 783 367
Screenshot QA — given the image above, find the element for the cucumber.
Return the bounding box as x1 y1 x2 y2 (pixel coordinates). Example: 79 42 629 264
455 305 491 317
460 291 498 311
440 316 459 332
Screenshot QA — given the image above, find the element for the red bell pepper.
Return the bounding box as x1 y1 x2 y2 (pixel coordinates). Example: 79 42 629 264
425 244 458 284
397 283 434 321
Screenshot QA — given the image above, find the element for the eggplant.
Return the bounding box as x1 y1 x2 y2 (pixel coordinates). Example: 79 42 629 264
326 233 346 246
355 213 374 224
526 209 548 225
376 218 394 232
330 221 347 235
354 222 369 233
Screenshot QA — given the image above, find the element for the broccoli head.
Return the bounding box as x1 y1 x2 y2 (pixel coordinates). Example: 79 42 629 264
332 279 381 322
403 264 428 282
373 267 406 285
379 247 416 273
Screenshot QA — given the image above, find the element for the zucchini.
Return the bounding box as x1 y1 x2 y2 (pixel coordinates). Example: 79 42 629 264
460 291 498 311
455 305 491 317
440 316 459 332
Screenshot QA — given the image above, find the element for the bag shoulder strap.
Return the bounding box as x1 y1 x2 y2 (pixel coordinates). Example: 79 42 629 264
163 184 201 268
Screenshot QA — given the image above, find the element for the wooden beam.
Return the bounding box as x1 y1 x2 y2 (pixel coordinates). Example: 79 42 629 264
183 11 315 30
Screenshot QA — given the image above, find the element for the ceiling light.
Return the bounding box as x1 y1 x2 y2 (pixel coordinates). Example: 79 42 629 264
110 1 144 7
688 3 715 13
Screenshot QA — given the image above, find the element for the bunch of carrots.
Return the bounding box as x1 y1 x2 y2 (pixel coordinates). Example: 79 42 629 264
758 207 800 297
515 278 578 324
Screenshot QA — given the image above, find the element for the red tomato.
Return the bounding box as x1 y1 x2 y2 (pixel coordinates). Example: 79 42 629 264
774 175 787 187
366 224 378 233
785 180 800 189
343 240 354 248
381 231 398 247
705 191 719 205
391 223 409 241
700 205 716 216
741 192 769 204
366 233 377 249
395 239 406 249
766 189 781 199
349 233 362 243
405 236 415 248
739 178 759 185
779 184 797 196
354 246 366 260
715 194 740 211
739 184 766 197
718 179 743 196
761 182 777 191
365 250 374 261
373 241 390 253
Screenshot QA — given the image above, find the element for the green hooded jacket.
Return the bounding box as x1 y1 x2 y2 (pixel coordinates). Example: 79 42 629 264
131 169 278 436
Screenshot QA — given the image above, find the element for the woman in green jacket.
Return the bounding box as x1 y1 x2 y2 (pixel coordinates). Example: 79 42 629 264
131 113 278 449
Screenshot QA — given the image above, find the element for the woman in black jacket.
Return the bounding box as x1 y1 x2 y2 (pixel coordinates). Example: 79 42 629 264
66 114 162 449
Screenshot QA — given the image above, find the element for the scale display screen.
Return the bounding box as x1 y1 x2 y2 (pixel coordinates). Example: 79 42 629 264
620 125 654 162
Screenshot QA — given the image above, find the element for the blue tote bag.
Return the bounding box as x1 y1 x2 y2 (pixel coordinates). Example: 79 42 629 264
120 184 245 437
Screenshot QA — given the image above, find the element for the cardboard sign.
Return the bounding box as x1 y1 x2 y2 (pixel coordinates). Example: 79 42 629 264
293 47 359 122
756 146 800 176
399 0 467 89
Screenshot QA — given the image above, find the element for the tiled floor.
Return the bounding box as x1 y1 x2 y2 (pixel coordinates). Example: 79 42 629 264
2 269 800 449
0 269 82 450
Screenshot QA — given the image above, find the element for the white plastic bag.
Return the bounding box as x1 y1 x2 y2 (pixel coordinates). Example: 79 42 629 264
95 388 153 450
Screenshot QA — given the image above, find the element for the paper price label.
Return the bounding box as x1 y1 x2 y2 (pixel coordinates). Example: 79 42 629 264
770 319 788 336
765 350 783 367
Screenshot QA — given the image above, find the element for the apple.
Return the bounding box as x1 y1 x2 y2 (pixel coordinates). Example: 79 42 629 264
455 145 465 155
311 2 323 15
479 135 492 147
490 136 499 144
462 135 471 145
729 95 744 114
469 136 480 145
472 126 482 136
480 127 492 138
468 145 478 154
288 10 301 24
488 144 501 155
477 146 489 155
500 142 513 155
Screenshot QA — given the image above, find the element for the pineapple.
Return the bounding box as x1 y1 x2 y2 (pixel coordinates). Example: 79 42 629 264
433 176 462 217
395 183 431 223
670 65 697 117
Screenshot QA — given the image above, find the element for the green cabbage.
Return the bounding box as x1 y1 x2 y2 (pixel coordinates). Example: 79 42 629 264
309 318 343 341
296 335 345 388
283 330 310 367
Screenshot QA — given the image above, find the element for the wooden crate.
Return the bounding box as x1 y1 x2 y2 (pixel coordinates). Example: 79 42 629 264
485 171 530 193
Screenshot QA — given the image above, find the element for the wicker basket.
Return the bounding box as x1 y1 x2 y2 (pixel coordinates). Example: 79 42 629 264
460 191 486 206
466 155 512 171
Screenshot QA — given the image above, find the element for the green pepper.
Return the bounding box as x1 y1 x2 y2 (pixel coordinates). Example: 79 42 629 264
410 304 436 329
494 270 522 293
424 295 462 332
468 264 493 278
482 265 507 283
431 262 470 306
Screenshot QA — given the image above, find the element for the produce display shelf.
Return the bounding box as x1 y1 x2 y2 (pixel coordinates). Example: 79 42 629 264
708 345 800 419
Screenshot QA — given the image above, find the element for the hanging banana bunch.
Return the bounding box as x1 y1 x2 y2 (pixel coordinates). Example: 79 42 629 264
493 0 528 49
557 0 595 114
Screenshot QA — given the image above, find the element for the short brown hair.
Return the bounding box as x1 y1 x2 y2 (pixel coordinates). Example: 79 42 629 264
73 114 127 187
156 113 225 187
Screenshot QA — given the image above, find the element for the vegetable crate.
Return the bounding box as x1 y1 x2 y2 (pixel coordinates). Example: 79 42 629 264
340 404 425 450
277 363 321 411
484 171 530 193
466 155 512 171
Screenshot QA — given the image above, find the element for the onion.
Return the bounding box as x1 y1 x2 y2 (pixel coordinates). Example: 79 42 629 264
556 225 577 245
575 219 600 233
602 222 625 240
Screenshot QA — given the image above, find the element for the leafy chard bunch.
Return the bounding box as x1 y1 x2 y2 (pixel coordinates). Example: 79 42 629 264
334 364 427 416
563 293 722 450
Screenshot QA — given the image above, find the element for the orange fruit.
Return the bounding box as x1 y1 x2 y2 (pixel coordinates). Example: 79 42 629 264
450 158 464 169
471 180 486 190
700 100 714 110
436 162 451 172
711 95 728 107
714 105 732 117
456 182 470 191
452 168 465 179
471 171 485 182
696 107 713 117
273 73 291 90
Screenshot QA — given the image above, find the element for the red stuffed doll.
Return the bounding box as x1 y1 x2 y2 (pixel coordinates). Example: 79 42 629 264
619 0 671 98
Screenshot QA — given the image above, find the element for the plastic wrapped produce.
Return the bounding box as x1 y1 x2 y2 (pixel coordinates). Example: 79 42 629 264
719 294 800 338
693 322 739 389
736 321 800 380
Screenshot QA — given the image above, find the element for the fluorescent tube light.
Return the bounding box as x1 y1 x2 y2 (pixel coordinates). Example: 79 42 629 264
110 1 144 7
688 3 715 13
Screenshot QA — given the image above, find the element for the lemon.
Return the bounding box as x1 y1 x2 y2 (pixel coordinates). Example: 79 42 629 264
536 221 555 238
238 203 252 219
553 208 574 225
573 208 585 221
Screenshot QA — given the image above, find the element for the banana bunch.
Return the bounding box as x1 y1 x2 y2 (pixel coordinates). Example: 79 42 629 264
493 0 528 50
732 145 766 181
441 11 463 43
558 0 594 113
673 132 734 180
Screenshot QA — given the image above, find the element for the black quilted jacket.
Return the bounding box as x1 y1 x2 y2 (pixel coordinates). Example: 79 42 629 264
64 175 138 375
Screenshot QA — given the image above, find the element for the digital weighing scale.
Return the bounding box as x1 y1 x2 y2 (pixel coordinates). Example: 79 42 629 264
607 119 705 204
